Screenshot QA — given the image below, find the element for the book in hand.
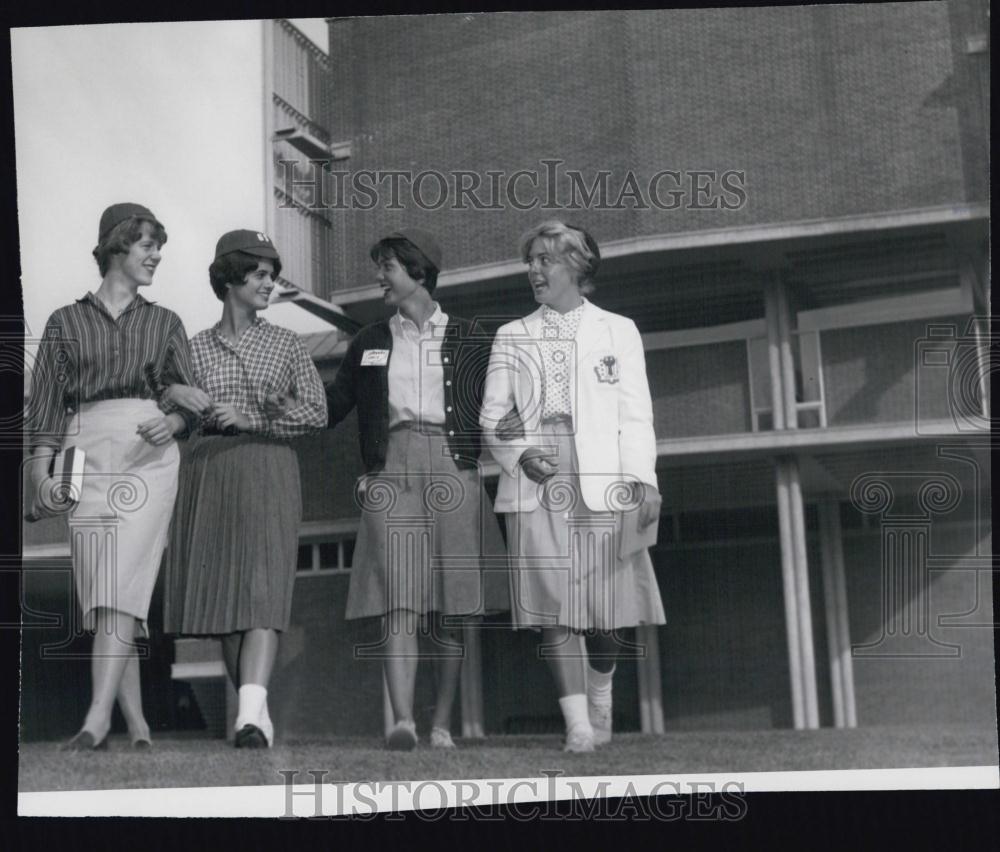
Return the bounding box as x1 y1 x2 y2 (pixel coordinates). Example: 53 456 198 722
618 504 659 561
25 446 86 522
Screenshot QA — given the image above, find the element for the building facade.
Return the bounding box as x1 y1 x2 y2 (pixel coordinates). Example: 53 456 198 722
269 5 992 739
20 6 991 743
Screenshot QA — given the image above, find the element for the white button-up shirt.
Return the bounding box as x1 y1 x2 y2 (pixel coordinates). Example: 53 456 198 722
387 303 448 427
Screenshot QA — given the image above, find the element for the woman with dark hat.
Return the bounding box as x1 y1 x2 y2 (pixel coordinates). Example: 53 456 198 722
325 228 508 750
480 220 665 753
161 229 327 748
27 202 204 750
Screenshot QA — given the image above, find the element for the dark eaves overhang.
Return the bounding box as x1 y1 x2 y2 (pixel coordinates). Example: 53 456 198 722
317 203 989 328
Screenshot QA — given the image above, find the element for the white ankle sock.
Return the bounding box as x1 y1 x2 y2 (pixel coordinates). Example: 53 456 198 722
587 664 615 702
558 693 592 733
235 684 267 733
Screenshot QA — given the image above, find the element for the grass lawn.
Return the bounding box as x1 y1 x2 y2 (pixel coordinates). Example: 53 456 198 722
18 725 998 793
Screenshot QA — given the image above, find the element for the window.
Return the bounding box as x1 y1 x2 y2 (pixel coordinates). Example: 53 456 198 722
296 535 356 576
644 318 768 439
746 335 774 432
791 330 827 428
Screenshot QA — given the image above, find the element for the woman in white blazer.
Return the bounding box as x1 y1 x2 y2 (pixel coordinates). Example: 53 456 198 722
481 220 665 752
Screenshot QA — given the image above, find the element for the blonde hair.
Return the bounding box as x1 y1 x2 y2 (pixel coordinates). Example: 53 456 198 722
518 220 600 294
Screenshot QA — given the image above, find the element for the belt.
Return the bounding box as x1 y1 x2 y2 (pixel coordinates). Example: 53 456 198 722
389 420 448 435
201 425 240 437
540 414 573 425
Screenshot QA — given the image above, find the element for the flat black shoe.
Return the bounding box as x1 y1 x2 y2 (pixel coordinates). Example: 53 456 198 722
131 737 152 750
61 730 108 752
234 724 268 749
386 721 418 751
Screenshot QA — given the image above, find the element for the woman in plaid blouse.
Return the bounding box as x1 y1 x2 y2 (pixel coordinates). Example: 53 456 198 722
161 230 327 749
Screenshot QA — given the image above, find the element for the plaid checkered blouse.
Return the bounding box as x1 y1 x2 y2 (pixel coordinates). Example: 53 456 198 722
189 317 326 439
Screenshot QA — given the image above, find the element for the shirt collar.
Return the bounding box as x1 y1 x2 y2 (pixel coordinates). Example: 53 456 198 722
393 302 445 334
542 298 587 324
211 316 267 343
80 291 154 312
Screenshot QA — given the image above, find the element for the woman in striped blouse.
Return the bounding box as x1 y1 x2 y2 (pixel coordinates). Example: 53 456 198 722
27 202 205 750
161 230 326 749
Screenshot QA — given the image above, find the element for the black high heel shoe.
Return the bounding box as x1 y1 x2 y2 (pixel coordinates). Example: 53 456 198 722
61 730 109 752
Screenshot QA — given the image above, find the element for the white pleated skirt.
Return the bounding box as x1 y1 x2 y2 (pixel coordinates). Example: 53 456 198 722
505 422 666 631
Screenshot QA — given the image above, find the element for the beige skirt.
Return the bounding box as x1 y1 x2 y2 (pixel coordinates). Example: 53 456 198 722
66 399 180 638
505 422 666 631
347 423 509 620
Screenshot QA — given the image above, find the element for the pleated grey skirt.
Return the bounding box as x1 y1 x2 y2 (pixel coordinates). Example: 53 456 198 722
505 423 666 631
163 433 301 635
346 424 510 620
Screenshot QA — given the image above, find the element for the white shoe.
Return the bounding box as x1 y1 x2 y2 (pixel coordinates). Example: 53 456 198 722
588 697 612 746
430 727 455 749
563 724 595 753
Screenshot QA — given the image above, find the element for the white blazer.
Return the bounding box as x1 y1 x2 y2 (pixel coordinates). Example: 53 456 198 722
480 300 657 513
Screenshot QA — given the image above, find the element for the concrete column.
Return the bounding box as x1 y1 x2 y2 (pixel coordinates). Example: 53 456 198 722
636 623 665 734
818 499 857 727
459 621 485 738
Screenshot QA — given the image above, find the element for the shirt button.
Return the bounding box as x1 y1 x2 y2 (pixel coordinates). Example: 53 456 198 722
446 406 453 412
554 373 564 383
453 454 460 460
449 430 455 436
446 380 452 387
443 357 450 364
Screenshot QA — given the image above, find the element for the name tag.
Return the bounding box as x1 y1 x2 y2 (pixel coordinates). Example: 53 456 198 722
361 349 389 366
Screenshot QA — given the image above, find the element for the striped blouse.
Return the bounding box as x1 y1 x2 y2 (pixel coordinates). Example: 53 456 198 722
189 317 327 439
27 292 196 452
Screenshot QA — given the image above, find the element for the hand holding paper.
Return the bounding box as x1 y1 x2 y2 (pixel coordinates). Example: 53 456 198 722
618 482 661 560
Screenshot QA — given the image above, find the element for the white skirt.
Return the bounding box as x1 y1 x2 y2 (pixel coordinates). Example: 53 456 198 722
65 399 180 638
505 422 666 631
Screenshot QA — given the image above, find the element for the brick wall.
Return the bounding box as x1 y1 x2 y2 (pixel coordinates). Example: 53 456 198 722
320 5 967 294
822 314 974 427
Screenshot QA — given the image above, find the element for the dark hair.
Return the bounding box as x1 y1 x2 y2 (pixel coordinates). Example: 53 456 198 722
369 237 439 294
208 251 282 301
92 216 168 277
